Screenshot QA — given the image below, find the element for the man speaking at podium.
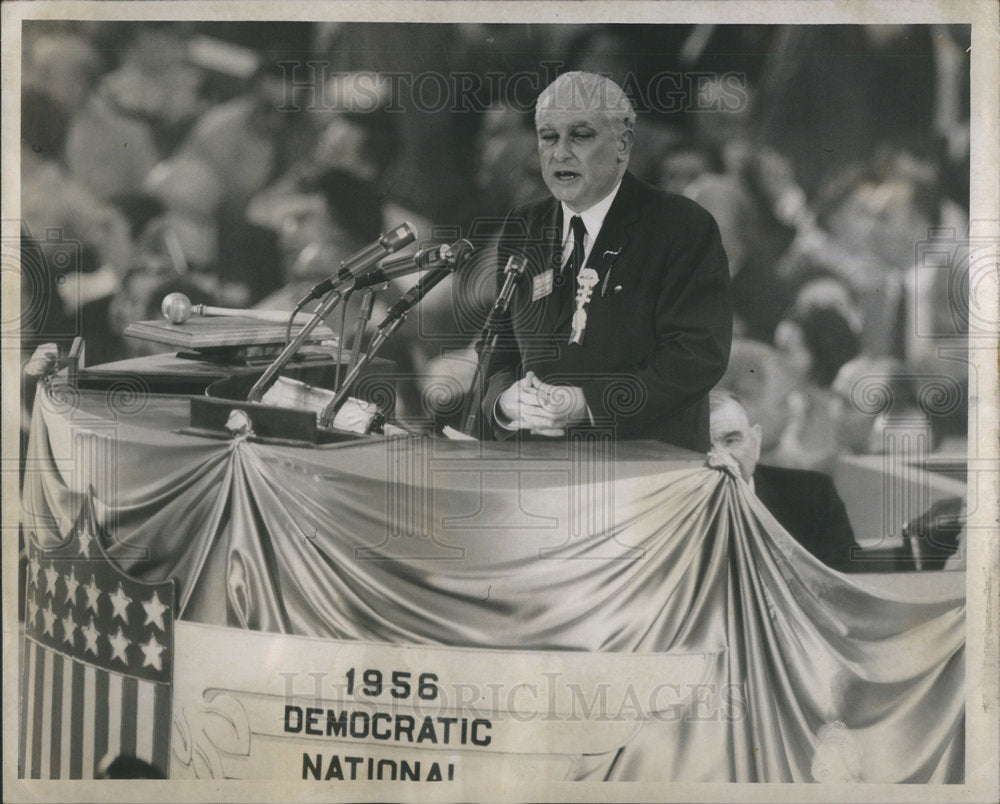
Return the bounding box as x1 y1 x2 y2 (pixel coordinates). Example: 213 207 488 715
482 72 732 451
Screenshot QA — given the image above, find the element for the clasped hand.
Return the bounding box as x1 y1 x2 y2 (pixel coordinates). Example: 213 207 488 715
498 371 587 436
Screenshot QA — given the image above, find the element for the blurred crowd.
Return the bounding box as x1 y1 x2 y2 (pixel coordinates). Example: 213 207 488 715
20 21 971 467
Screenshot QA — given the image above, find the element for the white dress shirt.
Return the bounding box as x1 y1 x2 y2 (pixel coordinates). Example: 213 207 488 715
558 180 623 270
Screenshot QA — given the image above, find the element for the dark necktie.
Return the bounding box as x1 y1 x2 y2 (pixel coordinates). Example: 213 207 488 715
565 215 588 277
557 215 587 315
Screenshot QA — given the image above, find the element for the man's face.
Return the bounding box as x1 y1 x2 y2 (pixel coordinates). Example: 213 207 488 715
535 96 631 212
710 398 762 482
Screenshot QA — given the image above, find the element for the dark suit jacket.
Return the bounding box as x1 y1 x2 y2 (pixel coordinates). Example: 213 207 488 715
753 463 861 572
482 172 732 451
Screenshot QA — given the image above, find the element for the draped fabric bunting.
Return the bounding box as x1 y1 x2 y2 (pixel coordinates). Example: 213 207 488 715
22 386 965 782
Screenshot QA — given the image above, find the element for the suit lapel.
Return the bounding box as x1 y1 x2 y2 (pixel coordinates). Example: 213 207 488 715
539 202 569 331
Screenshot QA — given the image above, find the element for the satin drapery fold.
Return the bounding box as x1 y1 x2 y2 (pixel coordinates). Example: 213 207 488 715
22 388 964 782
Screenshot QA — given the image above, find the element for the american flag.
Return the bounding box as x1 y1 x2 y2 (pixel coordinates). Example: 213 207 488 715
19 490 174 779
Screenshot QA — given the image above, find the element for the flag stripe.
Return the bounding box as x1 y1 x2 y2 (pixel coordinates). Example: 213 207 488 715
152 682 171 775
106 672 122 769
121 675 138 757
60 659 73 779
19 640 35 778
135 681 155 763
70 660 85 779
92 667 108 776
81 665 96 777
30 644 46 778
39 647 54 776
49 653 64 778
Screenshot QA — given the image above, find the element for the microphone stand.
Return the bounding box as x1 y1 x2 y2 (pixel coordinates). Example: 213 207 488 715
317 317 403 429
246 287 348 402
346 288 376 376
460 255 527 437
317 241 469 429
317 248 466 429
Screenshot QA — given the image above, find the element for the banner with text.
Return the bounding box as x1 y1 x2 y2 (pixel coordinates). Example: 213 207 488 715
170 622 718 782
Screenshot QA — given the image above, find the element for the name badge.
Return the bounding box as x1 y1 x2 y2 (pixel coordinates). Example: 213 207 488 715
531 269 554 302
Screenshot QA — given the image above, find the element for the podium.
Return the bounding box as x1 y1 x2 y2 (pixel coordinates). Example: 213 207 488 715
71 316 399 443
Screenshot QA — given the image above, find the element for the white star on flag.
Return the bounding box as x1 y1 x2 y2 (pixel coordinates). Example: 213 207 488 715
61 611 76 645
63 567 80 605
28 553 41 588
142 592 168 631
44 564 60 598
42 602 57 637
108 626 130 665
27 596 39 629
140 634 165 671
36 559 48 595
77 528 93 557
109 582 131 624
81 617 100 656
83 577 102 613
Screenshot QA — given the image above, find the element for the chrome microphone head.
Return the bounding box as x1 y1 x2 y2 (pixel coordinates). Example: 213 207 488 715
381 222 418 252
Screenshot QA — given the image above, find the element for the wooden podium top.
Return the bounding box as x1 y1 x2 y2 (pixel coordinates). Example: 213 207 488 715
125 316 338 349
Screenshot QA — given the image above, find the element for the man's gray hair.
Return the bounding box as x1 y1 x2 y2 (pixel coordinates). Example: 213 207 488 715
535 71 636 134
709 388 746 417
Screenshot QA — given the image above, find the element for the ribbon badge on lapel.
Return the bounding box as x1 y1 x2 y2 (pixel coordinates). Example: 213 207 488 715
569 267 600 345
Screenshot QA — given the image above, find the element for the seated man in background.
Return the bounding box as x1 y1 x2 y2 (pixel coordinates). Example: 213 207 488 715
709 389 861 572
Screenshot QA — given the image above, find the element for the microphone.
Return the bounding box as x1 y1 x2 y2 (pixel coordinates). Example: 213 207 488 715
351 241 454 290
160 292 314 325
376 239 472 328
301 222 417 301
317 240 474 428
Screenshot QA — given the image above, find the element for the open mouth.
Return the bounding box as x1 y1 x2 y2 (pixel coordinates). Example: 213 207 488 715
553 170 580 181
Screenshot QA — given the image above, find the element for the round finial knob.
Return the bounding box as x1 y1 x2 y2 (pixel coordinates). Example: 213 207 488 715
161 292 192 324
225 409 253 438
